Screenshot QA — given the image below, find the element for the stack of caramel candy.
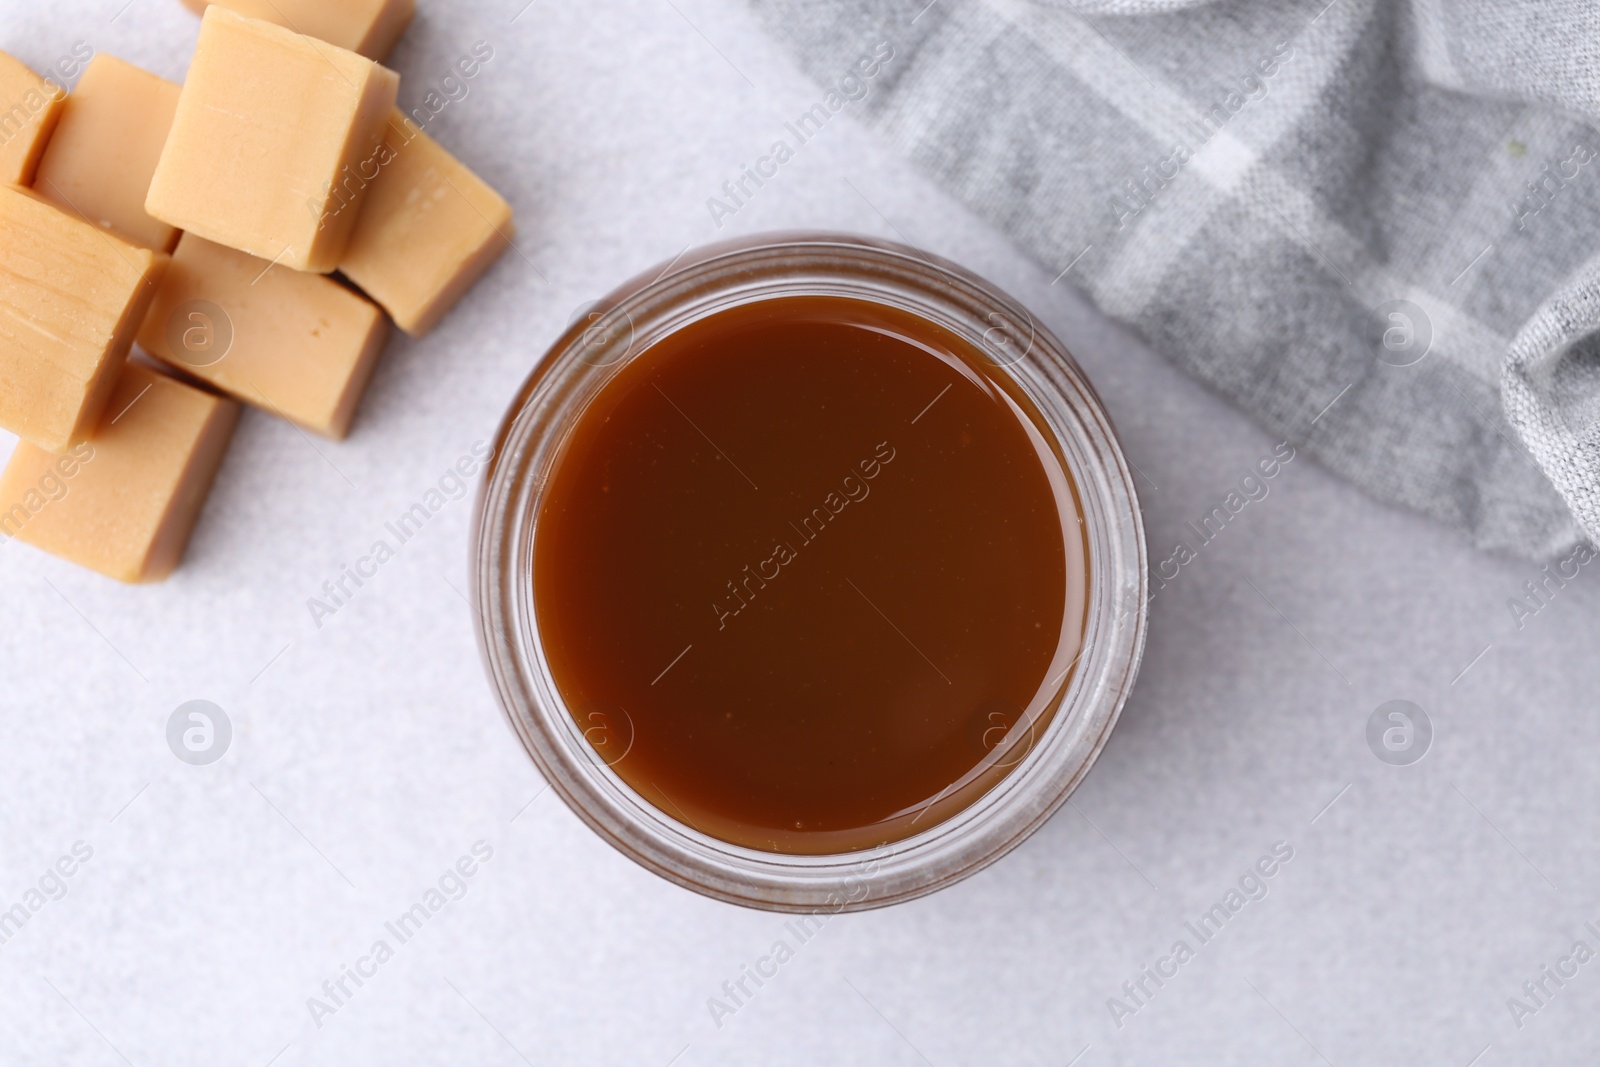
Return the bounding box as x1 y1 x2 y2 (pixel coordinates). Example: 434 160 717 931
0 0 514 582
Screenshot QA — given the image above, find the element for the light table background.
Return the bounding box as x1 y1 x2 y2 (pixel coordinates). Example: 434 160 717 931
1 1 1597 1064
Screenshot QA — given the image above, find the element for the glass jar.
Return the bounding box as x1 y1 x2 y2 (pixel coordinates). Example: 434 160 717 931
472 233 1147 912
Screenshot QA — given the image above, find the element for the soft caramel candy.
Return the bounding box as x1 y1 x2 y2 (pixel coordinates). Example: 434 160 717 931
145 8 399 273
0 50 67 186
340 112 515 336
137 234 388 439
0 185 168 452
0 363 239 583
176 0 415 61
32 55 182 252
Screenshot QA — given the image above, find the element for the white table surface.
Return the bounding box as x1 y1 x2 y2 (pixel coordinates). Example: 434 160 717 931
3 1 1598 1064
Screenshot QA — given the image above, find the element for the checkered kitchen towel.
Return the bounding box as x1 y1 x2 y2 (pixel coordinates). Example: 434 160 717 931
750 0 1600 560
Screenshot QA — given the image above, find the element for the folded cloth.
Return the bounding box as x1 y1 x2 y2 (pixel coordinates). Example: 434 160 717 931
750 0 1600 559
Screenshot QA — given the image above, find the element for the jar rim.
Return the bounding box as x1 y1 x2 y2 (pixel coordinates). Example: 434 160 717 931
471 232 1148 912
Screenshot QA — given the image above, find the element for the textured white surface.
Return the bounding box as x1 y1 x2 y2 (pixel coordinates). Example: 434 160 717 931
1 2 1598 1065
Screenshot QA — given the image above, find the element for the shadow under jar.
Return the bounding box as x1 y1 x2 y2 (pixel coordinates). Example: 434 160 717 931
474 234 1146 912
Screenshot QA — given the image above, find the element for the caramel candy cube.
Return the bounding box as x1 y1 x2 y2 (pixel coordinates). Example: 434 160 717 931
340 112 515 336
137 234 388 439
145 8 400 272
0 50 66 186
0 363 239 583
0 185 168 452
175 0 415 61
32 55 182 252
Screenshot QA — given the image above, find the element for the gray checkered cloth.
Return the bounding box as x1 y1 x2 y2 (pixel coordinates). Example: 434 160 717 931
751 0 1600 559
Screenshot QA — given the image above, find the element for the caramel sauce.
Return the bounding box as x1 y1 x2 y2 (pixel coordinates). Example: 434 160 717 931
534 295 1087 853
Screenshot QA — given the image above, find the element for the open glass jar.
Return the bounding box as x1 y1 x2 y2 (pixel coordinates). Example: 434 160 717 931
473 234 1146 911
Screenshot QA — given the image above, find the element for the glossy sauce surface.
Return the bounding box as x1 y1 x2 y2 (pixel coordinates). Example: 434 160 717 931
533 296 1086 853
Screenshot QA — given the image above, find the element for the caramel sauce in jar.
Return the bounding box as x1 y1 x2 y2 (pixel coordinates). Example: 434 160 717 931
533 294 1087 854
